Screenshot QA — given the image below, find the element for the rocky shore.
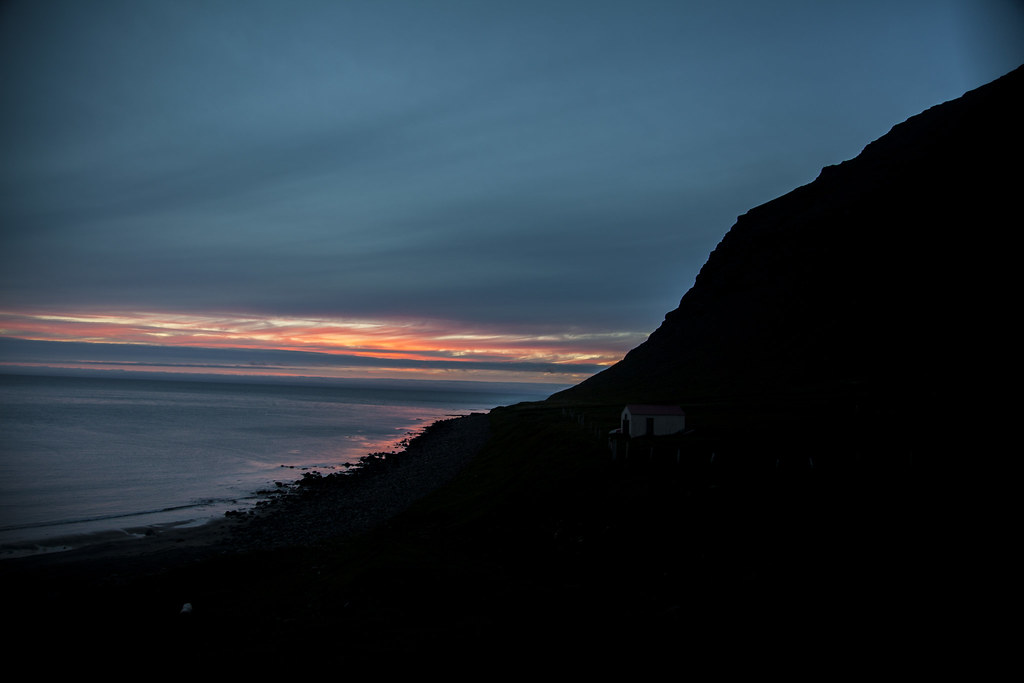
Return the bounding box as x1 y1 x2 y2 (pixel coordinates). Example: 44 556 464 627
0 411 493 590
227 411 492 551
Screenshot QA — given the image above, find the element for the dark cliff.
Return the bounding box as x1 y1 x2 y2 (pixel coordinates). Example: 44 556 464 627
552 65 1022 443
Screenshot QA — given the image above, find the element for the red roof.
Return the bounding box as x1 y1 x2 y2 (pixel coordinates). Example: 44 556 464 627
624 404 685 416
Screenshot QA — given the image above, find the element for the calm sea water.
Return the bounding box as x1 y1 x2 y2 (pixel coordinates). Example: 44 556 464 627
0 374 550 555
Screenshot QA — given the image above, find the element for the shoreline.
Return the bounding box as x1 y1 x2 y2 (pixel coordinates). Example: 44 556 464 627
0 412 492 577
0 517 228 560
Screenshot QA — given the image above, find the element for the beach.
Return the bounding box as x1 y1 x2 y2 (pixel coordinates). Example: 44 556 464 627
0 411 493 655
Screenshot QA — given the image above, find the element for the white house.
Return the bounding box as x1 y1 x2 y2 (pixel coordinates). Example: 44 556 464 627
619 404 686 438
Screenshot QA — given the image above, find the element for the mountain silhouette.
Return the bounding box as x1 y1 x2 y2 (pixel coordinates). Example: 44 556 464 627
552 65 1022 456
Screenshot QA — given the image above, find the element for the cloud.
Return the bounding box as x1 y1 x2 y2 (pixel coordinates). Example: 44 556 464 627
0 336 604 386
2 1 1021 382
0 310 635 383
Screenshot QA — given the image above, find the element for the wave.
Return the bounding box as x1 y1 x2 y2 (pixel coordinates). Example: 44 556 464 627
0 496 255 535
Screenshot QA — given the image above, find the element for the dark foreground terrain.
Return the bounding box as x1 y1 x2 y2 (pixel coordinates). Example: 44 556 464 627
1 401 945 668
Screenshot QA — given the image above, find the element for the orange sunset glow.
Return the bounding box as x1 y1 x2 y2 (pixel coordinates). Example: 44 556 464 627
0 310 644 384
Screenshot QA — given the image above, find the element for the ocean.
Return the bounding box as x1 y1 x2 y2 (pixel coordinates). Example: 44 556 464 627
0 373 551 556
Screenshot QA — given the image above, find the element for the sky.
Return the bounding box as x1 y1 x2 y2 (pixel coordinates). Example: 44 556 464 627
1 0 1022 387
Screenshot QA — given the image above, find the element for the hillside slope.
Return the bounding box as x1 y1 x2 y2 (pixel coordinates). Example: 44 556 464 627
553 66 1022 443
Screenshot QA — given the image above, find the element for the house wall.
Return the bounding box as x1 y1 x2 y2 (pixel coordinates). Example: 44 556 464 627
621 408 685 438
